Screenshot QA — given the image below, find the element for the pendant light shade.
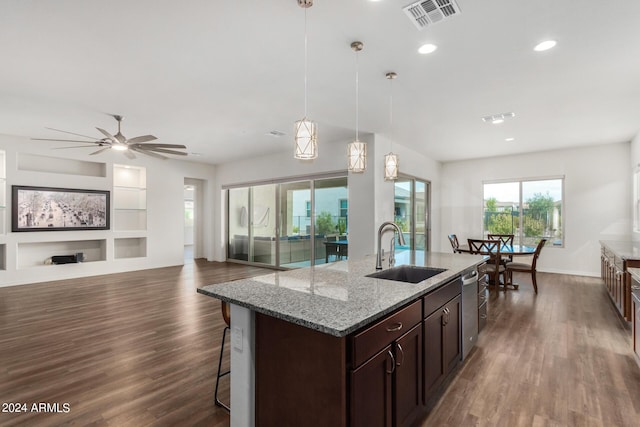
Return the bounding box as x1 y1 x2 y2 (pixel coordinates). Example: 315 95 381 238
294 0 318 160
348 141 367 172
384 152 399 181
348 41 366 173
384 71 399 181
294 118 317 159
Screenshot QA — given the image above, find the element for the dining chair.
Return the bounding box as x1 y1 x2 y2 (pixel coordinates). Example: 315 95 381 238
214 300 231 412
467 238 505 292
488 234 515 263
448 234 460 253
505 239 547 294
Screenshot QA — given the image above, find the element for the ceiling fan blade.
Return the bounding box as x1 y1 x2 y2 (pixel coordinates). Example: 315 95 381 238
127 135 157 143
96 127 116 142
124 150 136 159
131 147 167 160
32 138 100 144
134 143 186 149
142 147 188 156
45 127 100 140
52 145 105 149
89 147 111 156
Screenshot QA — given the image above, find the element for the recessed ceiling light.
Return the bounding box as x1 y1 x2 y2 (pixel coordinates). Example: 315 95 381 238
267 130 286 137
418 43 438 55
505 137 515 142
534 40 557 52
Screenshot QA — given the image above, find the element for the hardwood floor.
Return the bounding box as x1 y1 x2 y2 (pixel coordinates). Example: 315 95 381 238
0 260 269 427
1 264 639 426
424 272 640 427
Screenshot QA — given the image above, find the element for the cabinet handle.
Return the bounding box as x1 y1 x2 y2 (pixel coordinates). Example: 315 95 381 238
386 350 396 374
396 343 405 367
386 322 403 332
480 313 488 319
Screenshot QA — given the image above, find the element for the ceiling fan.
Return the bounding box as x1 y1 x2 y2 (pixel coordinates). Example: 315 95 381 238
32 115 188 160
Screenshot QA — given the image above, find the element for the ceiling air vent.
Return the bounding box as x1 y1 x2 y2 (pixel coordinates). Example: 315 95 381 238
402 0 461 30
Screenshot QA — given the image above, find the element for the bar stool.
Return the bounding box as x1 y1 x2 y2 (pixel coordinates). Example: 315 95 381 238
214 300 231 412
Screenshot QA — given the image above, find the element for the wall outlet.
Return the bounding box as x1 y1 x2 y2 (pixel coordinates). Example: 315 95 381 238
232 326 243 351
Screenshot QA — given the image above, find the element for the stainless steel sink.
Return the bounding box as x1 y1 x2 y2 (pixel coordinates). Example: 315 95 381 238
366 265 447 284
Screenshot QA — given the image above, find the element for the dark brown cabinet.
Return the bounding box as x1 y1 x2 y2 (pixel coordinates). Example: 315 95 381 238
394 324 423 427
351 323 424 427
351 345 393 427
350 301 423 427
632 278 640 367
255 274 466 427
600 243 640 322
423 295 461 401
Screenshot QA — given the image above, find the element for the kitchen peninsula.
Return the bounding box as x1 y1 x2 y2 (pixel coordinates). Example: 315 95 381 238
197 251 484 427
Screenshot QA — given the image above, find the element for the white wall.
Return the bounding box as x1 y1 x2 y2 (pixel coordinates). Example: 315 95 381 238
0 134 216 286
630 132 640 242
441 142 631 277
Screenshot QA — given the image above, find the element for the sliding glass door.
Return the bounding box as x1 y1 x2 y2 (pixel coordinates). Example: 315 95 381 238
394 176 430 253
226 174 348 269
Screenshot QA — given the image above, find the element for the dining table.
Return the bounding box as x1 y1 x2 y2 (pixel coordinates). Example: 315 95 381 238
323 240 348 263
457 242 537 290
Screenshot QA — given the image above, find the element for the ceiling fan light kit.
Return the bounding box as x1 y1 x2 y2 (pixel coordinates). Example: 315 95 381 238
32 115 188 160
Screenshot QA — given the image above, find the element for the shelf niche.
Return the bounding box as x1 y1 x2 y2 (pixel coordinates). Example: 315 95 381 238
17 153 107 177
0 244 5 270
114 237 147 259
17 240 107 269
114 165 147 231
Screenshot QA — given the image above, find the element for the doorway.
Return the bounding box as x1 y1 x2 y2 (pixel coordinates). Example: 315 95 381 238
184 178 205 262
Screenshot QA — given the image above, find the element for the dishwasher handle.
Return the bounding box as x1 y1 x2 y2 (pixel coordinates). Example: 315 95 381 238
462 270 478 286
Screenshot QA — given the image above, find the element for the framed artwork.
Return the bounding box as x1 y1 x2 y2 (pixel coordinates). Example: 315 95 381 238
12 186 110 232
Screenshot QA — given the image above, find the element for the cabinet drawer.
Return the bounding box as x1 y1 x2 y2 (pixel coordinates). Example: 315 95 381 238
478 301 487 333
351 299 421 368
424 277 461 319
615 256 624 271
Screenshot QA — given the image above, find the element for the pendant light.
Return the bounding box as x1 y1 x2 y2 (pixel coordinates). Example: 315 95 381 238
347 41 366 173
384 72 399 181
294 0 318 160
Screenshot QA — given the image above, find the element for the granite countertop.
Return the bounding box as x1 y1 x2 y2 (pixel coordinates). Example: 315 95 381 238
600 240 640 260
197 251 484 337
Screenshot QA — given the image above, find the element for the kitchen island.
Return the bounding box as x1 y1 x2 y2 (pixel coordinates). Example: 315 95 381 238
197 251 484 427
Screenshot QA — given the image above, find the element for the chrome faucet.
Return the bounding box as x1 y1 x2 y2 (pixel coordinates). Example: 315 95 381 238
376 221 406 270
389 236 396 267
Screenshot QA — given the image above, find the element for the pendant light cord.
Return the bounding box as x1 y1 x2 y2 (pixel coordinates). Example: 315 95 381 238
355 49 359 141
304 7 308 117
389 77 393 151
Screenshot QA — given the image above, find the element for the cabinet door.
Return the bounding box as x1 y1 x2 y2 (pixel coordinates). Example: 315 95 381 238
351 345 393 427
394 323 423 427
423 308 444 401
443 295 462 376
634 294 640 362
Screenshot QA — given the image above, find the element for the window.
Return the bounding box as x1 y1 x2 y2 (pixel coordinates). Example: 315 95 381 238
483 177 563 247
305 201 311 218
394 176 430 252
339 199 348 218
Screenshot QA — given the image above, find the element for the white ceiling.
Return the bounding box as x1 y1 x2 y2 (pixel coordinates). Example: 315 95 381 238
1 0 639 165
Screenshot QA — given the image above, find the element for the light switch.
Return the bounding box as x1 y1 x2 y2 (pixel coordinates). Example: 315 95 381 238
232 326 243 351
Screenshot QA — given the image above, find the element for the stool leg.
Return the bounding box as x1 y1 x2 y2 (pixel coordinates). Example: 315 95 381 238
214 326 231 412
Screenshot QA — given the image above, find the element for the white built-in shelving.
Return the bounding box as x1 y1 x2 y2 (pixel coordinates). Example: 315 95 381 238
17 239 107 269
113 165 147 260
113 165 147 231
0 149 5 236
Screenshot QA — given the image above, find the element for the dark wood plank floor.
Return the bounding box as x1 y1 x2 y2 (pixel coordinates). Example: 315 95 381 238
1 263 639 426
424 272 640 427
0 259 270 427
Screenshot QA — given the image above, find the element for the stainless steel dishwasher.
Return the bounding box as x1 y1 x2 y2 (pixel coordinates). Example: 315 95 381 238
461 269 478 360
